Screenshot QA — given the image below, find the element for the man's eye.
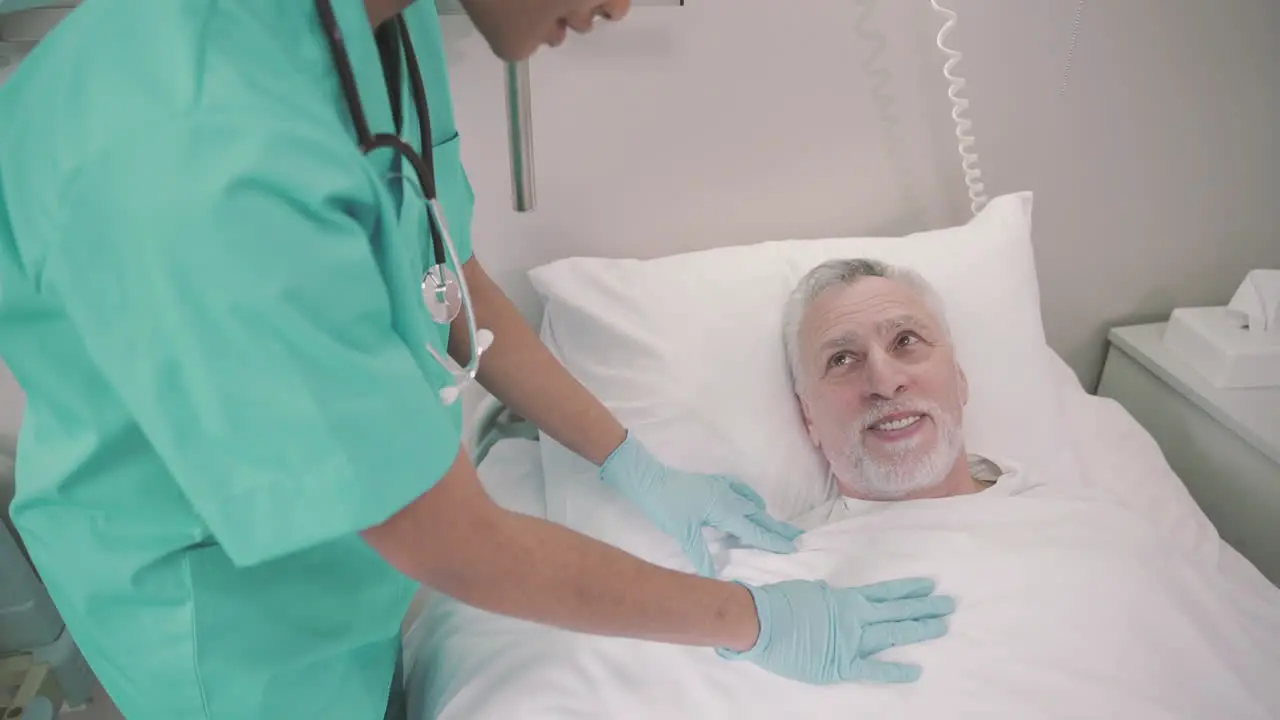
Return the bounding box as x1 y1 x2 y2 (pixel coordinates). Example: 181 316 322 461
828 351 859 369
895 332 922 348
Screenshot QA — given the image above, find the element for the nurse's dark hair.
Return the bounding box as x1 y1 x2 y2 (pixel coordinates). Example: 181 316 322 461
780 258 951 390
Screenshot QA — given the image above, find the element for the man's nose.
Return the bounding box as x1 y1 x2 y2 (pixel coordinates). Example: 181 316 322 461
865 350 909 400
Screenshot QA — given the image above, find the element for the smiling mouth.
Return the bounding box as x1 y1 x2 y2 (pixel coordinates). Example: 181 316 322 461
873 414 921 430
865 412 928 439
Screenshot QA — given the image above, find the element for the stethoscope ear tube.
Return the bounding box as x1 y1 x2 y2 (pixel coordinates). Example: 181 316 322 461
315 0 372 147
315 0 437 200
315 0 488 406
315 0 445 268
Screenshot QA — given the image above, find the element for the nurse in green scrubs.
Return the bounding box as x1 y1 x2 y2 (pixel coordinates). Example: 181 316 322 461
0 1 956 717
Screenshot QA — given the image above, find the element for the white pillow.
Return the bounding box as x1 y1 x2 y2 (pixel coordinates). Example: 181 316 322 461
530 192 1085 569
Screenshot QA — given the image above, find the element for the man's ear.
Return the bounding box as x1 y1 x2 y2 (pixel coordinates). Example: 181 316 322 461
956 362 969 406
797 393 821 448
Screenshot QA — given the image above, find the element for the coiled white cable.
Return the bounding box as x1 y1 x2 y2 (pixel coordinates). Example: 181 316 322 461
1059 0 1085 97
929 0 988 216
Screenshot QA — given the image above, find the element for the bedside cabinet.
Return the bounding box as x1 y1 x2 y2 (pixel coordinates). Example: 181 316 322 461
1096 323 1280 586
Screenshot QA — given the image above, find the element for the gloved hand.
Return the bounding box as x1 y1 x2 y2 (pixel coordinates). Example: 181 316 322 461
599 433 802 577
718 578 956 684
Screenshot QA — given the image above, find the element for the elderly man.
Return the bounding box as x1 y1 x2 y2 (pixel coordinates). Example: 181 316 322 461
781 259 1029 523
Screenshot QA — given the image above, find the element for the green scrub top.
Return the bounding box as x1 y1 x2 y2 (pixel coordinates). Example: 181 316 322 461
0 0 475 717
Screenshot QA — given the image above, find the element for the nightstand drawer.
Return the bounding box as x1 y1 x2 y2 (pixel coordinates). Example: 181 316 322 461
1098 344 1280 586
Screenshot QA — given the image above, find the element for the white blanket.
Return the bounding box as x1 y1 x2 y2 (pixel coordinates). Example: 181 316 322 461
408 475 1280 719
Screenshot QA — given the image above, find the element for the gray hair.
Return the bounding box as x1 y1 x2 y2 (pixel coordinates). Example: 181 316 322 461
782 258 950 389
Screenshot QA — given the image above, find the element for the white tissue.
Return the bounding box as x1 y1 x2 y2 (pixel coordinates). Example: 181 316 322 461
1227 269 1280 334
1164 269 1280 388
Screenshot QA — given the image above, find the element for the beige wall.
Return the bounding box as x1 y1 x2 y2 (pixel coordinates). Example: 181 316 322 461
949 0 1280 384
2 0 1278 435
436 0 1280 389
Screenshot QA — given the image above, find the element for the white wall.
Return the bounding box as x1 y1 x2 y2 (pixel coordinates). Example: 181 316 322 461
0 364 20 435
2 0 1277 434
949 0 1280 383
440 0 1280 388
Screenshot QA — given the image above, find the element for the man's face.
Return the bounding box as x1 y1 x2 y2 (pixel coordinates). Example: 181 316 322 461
796 277 969 500
459 0 633 62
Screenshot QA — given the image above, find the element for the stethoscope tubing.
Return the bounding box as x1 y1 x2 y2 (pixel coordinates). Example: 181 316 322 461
314 0 486 404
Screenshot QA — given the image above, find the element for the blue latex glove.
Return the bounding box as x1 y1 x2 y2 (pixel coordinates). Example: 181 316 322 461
599 433 802 576
718 578 956 684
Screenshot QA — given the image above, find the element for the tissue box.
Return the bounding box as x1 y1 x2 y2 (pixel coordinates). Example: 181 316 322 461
1163 307 1280 388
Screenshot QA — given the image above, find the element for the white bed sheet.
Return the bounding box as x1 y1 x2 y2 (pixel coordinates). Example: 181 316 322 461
403 382 1280 719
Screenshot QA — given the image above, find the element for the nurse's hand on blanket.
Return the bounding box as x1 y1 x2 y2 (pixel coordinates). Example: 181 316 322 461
599 433 803 577
718 578 956 684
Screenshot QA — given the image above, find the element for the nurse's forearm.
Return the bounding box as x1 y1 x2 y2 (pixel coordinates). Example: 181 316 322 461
465 508 760 650
364 450 760 652
455 258 626 465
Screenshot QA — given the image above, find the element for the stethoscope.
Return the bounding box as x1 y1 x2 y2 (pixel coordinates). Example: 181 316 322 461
316 0 492 406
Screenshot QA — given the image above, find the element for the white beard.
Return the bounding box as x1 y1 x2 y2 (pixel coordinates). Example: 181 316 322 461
828 398 964 500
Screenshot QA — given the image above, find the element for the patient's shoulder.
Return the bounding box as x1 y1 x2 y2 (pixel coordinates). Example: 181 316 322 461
970 454 1055 496
976 454 1093 501
968 454 1006 485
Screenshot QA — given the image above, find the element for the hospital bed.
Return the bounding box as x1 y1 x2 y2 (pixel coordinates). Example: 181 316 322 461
399 193 1280 719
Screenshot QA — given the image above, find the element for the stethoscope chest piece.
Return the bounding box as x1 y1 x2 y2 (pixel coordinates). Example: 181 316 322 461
422 264 462 324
